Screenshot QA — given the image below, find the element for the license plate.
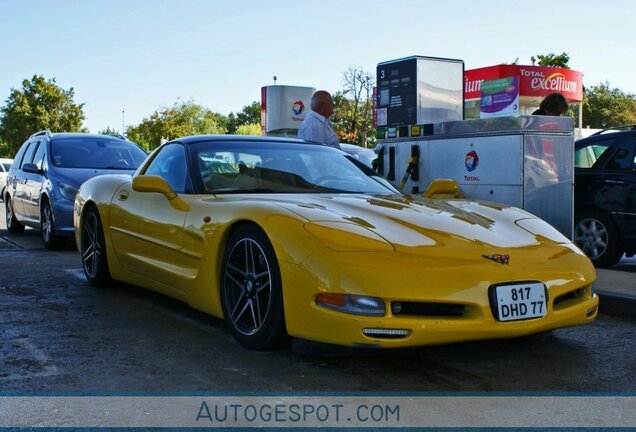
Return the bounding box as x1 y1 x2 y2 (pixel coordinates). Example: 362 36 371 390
494 282 546 322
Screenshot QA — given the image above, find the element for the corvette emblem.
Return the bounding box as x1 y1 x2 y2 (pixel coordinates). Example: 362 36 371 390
482 254 510 265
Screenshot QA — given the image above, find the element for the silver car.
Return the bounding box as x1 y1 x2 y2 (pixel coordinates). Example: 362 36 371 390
0 158 13 202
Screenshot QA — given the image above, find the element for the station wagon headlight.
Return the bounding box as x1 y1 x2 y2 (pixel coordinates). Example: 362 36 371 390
315 293 386 316
58 183 79 201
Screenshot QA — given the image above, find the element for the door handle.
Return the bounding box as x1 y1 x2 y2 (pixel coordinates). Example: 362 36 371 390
117 190 129 200
604 179 624 184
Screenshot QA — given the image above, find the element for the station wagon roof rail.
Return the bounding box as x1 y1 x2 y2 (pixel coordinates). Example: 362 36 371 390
29 130 52 139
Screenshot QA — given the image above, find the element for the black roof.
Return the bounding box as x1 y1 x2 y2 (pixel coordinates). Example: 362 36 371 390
173 134 312 145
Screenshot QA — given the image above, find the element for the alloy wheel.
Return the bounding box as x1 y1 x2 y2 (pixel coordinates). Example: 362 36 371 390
7 200 14 226
42 204 53 243
82 211 101 278
574 217 608 259
223 238 273 336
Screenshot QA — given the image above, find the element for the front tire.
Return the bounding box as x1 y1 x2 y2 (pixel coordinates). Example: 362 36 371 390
41 200 66 250
81 206 112 287
220 224 289 350
5 197 25 233
574 208 622 268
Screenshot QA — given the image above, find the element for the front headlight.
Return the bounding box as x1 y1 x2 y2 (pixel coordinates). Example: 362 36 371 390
315 293 386 316
58 183 79 201
304 221 394 252
515 218 570 244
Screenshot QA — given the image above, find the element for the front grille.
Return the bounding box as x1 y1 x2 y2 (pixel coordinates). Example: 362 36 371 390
391 301 466 317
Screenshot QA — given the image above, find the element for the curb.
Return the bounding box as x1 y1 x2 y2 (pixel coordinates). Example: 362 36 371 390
596 291 636 320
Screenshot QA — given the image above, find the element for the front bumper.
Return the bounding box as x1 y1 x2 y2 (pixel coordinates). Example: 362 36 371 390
281 247 598 348
50 198 76 236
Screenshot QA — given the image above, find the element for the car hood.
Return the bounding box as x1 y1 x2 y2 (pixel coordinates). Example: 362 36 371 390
260 193 568 250
53 167 135 187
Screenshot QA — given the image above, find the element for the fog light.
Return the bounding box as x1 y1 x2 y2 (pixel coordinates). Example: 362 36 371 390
362 328 410 338
315 293 385 316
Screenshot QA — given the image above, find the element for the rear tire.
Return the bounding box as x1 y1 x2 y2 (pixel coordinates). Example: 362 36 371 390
574 208 622 268
220 224 289 350
81 206 112 287
5 197 25 233
41 200 66 250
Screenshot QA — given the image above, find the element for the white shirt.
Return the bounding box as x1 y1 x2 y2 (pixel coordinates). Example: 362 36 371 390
298 111 341 149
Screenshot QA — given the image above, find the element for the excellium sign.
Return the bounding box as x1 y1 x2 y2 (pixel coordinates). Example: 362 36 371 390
465 65 583 102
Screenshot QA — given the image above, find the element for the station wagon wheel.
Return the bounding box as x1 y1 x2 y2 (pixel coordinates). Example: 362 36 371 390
5 197 25 233
221 225 288 350
81 206 111 287
574 208 622 268
41 200 66 250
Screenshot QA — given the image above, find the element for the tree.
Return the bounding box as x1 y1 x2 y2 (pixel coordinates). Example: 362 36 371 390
227 101 261 134
332 66 375 147
581 82 636 128
98 126 122 137
0 75 85 155
530 52 570 68
126 100 227 150
235 123 261 136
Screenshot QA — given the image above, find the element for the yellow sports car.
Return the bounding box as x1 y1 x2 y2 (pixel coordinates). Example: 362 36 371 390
74 135 598 350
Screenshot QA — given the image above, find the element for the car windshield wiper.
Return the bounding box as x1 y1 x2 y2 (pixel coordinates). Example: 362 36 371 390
102 165 136 170
211 188 278 194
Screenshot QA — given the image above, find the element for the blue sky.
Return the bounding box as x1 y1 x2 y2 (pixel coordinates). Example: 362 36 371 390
1 0 634 133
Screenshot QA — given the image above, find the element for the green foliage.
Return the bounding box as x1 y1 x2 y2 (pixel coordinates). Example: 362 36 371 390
126 100 227 150
332 66 375 147
98 126 122 137
235 123 261 136
581 82 636 128
0 74 85 155
0 139 10 158
530 52 570 68
227 101 260 134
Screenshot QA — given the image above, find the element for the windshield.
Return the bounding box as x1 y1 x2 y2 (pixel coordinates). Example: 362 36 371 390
51 138 147 169
190 141 398 195
1 163 11 171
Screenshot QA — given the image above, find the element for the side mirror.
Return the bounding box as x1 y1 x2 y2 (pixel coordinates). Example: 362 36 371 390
423 179 462 199
132 175 190 212
22 163 43 174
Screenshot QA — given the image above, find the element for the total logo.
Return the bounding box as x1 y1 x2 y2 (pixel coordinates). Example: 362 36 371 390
465 150 479 172
292 100 305 115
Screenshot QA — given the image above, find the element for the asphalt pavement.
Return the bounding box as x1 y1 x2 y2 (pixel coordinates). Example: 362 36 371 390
0 203 634 319
594 256 636 319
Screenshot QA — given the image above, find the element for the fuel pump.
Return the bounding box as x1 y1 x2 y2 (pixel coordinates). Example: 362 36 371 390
399 145 420 194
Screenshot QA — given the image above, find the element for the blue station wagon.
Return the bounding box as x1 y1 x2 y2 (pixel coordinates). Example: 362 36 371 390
4 131 147 249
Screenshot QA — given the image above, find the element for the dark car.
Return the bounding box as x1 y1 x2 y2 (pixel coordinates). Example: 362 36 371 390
574 125 636 267
4 131 147 249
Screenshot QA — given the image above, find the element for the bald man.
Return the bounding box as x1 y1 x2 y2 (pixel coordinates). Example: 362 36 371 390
298 90 341 149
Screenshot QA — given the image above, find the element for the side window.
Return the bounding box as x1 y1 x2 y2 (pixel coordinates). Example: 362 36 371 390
12 142 31 170
32 141 47 170
574 139 614 170
144 143 189 194
20 142 39 169
597 139 634 171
